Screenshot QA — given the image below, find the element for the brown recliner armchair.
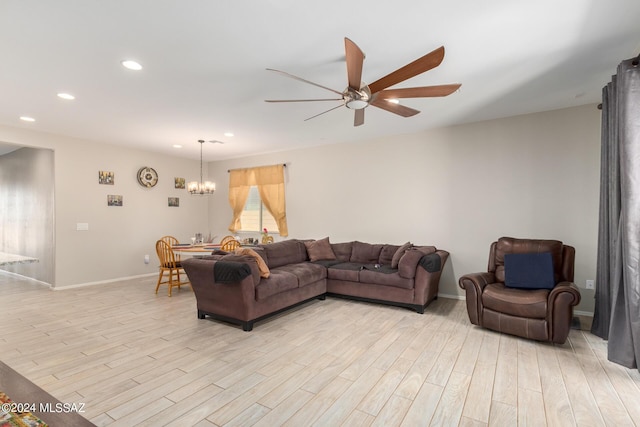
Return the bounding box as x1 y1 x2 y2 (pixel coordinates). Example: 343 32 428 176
458 237 581 344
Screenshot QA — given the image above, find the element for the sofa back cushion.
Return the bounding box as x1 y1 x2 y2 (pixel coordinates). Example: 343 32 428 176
350 241 384 263
379 245 400 265
261 239 308 268
331 242 353 262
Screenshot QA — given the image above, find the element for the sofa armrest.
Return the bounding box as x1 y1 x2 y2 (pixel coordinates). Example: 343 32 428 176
182 257 261 321
398 246 436 279
413 249 449 307
458 272 496 326
548 281 581 343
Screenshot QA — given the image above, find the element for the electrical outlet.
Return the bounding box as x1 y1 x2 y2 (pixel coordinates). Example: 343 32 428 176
144 254 150 264
586 279 595 290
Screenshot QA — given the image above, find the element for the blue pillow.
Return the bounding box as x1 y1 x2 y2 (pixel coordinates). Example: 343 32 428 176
504 252 555 289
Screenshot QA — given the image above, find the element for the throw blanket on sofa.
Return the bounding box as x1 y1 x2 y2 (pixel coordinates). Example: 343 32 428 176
361 264 397 274
213 261 252 283
419 253 442 273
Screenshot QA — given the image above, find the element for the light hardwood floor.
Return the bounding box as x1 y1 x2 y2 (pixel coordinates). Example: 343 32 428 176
1 272 639 426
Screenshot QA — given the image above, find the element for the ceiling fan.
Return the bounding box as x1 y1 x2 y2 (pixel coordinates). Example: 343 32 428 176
265 38 461 127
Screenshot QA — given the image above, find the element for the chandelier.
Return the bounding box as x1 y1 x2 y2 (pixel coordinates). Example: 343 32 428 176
187 140 215 195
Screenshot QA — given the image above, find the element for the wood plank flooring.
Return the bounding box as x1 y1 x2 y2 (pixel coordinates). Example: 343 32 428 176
1 272 638 426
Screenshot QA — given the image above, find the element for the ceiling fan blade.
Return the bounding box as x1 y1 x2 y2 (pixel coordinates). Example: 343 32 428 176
304 104 344 121
354 109 365 127
370 98 420 117
345 37 365 90
367 46 445 94
266 68 343 96
265 98 343 103
375 84 461 99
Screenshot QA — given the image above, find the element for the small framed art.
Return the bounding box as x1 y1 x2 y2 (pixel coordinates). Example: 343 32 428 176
168 197 179 207
175 177 185 189
99 171 114 185
107 195 123 206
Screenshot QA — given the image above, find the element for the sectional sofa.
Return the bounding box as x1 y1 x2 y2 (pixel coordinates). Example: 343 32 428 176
181 238 449 331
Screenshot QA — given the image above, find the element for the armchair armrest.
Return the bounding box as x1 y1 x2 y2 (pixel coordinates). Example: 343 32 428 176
458 272 496 325
548 281 581 344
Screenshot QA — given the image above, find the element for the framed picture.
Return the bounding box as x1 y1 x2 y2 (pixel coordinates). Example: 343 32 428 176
107 195 123 206
99 170 114 185
168 197 179 207
174 177 185 189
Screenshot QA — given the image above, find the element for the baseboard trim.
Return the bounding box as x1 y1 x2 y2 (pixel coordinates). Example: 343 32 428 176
575 309 594 317
437 293 465 301
53 273 156 290
0 270 52 288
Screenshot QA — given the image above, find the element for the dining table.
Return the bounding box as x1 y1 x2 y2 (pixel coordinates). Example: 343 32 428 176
171 244 220 257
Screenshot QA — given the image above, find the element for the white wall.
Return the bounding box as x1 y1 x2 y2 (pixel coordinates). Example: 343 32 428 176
0 104 601 313
207 104 601 313
0 127 209 288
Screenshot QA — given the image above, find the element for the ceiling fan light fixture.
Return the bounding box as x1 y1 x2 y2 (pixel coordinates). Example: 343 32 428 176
344 86 371 110
345 99 368 110
387 98 400 104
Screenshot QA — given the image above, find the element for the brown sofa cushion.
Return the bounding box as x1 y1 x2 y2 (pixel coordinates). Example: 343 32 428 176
350 241 384 264
391 242 412 269
379 245 400 265
271 262 327 287
255 270 298 300
327 262 362 281
262 239 308 268
304 237 337 262
331 242 353 262
359 269 414 290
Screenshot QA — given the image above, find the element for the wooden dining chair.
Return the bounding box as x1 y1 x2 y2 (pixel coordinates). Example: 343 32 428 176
219 235 236 246
160 235 181 260
220 239 241 251
155 239 190 296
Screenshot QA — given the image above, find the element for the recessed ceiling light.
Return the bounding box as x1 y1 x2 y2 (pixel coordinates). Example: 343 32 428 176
20 116 35 122
224 132 234 137
173 144 182 148
121 60 143 71
387 99 400 104
57 93 75 100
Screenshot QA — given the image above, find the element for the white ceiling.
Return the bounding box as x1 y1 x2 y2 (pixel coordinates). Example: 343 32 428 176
1 0 639 161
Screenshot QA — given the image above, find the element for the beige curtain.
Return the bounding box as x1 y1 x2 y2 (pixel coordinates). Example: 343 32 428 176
228 164 288 236
228 168 251 233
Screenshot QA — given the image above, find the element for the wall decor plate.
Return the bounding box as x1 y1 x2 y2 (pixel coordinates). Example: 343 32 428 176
137 166 158 188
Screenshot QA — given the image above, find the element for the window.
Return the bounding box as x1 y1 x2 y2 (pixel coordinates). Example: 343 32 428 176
239 186 279 233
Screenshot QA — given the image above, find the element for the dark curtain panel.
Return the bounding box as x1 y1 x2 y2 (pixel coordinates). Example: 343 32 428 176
591 76 620 339
592 57 640 370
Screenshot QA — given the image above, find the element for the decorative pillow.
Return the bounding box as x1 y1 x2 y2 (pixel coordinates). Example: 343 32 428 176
235 248 270 278
304 237 337 262
391 242 412 269
504 252 555 289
